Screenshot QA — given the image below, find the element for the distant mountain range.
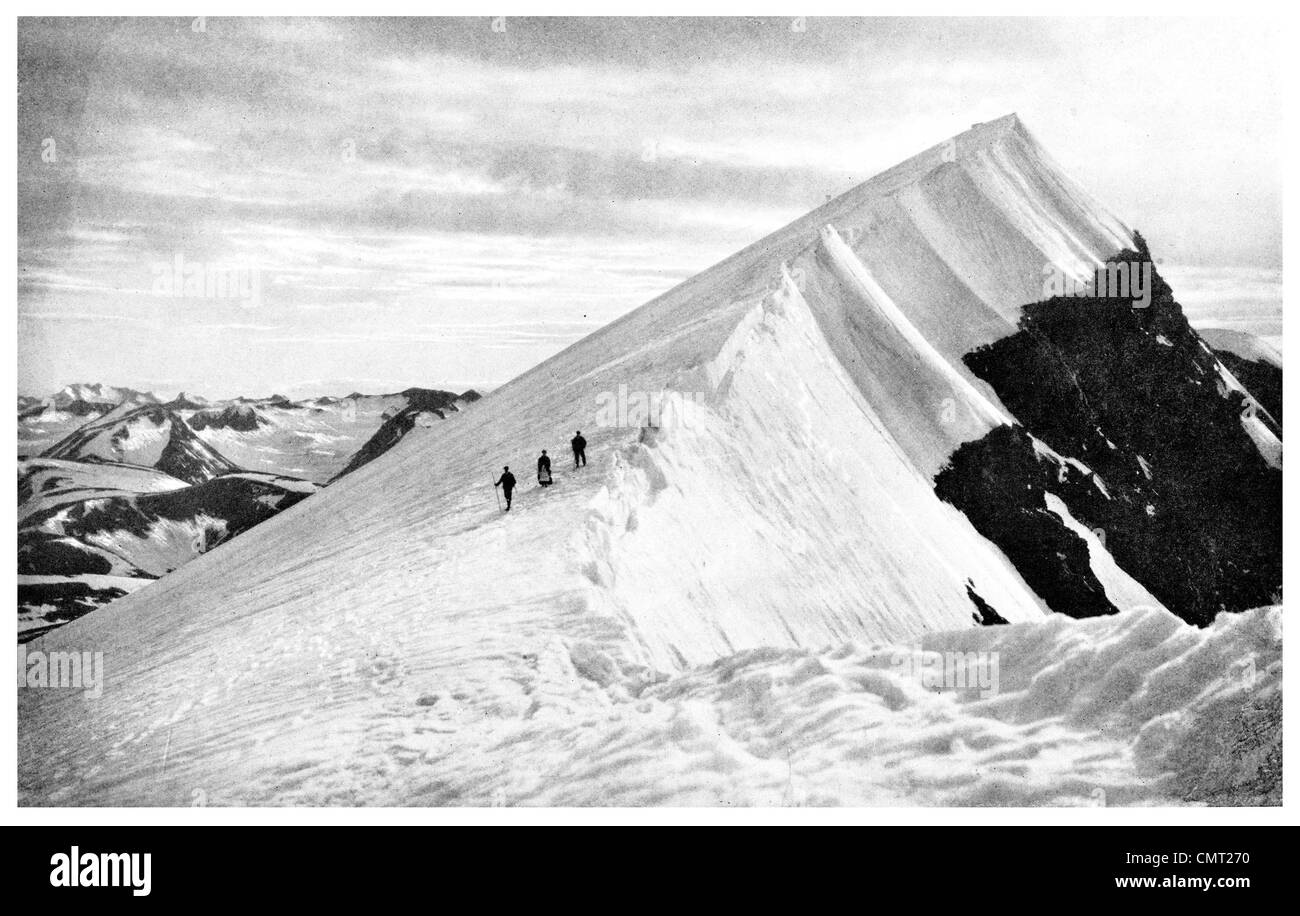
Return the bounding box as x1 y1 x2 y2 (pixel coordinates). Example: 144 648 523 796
19 384 481 475
17 383 481 640
331 388 481 480
42 403 242 483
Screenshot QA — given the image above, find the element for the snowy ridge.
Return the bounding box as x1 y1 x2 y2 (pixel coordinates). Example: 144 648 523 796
801 225 1011 474
17 459 190 524
21 115 1219 806
41 404 242 484
51 383 159 410
569 271 1045 671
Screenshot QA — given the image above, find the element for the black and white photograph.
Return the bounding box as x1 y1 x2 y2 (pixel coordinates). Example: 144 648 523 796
8 8 1291 849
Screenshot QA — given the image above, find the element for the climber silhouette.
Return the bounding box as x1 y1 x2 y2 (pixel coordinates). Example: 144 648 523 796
537 450 553 486
494 466 516 510
571 431 587 468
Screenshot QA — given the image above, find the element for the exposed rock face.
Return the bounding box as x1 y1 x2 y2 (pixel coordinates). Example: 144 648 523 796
936 248 1281 626
330 388 477 481
41 404 243 484
187 404 270 432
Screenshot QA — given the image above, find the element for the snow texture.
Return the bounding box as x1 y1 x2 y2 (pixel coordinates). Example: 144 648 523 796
17 115 1276 807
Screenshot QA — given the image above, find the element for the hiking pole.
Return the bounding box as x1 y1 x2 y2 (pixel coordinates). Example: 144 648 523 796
491 477 502 511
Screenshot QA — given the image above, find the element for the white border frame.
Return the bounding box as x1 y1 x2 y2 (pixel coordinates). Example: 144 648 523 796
4 2 1293 826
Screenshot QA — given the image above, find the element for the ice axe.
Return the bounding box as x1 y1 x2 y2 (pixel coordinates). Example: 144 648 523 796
491 476 502 511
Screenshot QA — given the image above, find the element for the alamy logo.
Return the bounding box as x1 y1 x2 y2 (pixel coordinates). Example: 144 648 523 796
151 252 262 308
889 646 1000 698
1042 260 1152 309
18 644 104 698
594 385 704 430
49 847 151 896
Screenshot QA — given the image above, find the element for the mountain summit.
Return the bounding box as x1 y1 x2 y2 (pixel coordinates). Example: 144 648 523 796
18 116 1280 806
40 404 242 484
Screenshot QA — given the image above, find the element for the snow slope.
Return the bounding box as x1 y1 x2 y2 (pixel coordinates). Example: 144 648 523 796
20 407 111 458
21 115 1270 807
18 458 190 524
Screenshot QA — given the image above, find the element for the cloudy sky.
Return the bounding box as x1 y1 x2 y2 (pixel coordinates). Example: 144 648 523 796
18 16 1281 399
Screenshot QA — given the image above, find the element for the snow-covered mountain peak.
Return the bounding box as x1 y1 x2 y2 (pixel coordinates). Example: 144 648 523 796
52 383 159 408
18 117 1278 807
40 404 241 484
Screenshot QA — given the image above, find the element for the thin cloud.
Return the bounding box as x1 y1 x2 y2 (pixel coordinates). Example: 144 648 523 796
16 17 1282 397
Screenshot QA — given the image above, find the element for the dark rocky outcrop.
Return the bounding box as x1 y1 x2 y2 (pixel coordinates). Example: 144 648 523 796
935 245 1281 626
19 473 318 578
1212 348 1281 431
187 404 270 432
330 388 477 481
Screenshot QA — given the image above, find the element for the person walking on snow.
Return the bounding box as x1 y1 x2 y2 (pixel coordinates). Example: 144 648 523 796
571 431 587 468
537 450 553 486
495 466 517 510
